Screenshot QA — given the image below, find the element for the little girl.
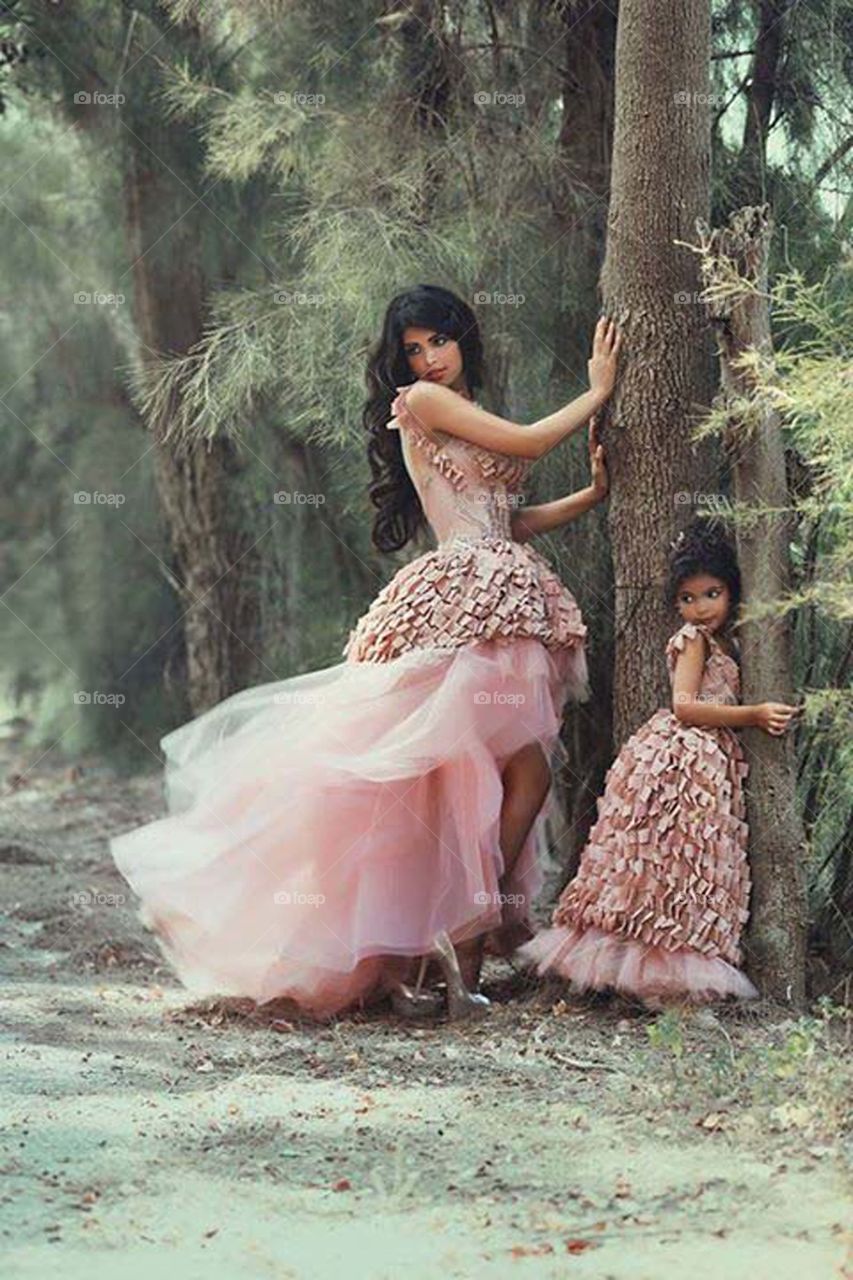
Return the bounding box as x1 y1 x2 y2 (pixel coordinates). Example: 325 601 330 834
519 521 800 1006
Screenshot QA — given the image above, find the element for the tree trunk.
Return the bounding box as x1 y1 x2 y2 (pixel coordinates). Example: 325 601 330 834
599 0 714 743
698 204 808 1006
22 2 265 718
393 0 454 224
729 0 791 207
826 823 853 985
123 124 261 714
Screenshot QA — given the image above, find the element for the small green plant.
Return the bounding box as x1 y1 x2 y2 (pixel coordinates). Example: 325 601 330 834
763 1017 823 1080
646 1010 686 1062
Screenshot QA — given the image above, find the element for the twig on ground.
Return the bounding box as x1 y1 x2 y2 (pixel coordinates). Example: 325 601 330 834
547 1050 617 1072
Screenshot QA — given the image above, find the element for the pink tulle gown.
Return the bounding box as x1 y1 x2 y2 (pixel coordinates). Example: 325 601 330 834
519 621 759 1004
109 384 589 1018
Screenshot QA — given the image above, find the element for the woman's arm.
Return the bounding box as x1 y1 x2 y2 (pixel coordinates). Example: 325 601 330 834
401 317 622 461
511 486 601 542
671 633 800 734
511 417 608 541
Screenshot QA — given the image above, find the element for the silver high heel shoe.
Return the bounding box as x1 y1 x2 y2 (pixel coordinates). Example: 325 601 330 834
390 955 444 1018
431 930 491 1021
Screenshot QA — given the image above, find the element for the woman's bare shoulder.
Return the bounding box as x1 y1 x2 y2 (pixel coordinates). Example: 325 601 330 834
400 382 539 460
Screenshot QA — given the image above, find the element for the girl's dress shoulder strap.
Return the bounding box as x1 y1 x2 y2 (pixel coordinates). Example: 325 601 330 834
665 620 712 669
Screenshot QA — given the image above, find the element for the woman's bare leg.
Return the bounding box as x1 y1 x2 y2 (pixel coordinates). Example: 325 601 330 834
456 742 553 985
498 741 553 887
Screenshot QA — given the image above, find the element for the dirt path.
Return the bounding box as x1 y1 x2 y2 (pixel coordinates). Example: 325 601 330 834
1 754 850 1279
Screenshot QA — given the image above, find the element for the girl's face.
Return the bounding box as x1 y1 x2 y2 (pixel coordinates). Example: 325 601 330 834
675 573 731 632
402 327 468 395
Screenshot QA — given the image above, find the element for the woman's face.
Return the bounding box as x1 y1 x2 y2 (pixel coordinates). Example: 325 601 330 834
401 327 467 394
675 573 731 632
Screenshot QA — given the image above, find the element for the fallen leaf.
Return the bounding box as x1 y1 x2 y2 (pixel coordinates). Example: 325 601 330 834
566 1238 600 1253
771 1102 815 1130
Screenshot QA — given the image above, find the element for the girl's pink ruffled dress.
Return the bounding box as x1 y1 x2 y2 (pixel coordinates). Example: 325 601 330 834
110 385 588 1018
519 621 758 1003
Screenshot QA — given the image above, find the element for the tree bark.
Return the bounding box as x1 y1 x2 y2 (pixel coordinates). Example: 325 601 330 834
698 204 808 1005
599 0 714 744
123 121 262 714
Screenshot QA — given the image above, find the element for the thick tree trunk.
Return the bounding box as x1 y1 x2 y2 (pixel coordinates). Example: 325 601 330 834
599 0 714 743
123 126 261 714
698 205 808 1006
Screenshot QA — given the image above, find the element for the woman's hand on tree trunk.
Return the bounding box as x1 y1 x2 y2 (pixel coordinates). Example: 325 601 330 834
589 414 608 500
588 316 622 404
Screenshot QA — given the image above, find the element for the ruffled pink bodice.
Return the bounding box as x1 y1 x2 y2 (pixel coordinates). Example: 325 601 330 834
666 620 740 705
342 385 588 686
387 384 530 548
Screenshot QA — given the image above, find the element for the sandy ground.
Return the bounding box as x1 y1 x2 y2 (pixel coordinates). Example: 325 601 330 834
1 745 851 1279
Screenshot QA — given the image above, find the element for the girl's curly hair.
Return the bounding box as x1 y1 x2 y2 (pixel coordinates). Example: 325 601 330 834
666 518 742 610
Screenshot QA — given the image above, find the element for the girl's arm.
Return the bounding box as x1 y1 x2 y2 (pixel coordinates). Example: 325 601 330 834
511 417 607 541
400 317 621 461
671 632 800 734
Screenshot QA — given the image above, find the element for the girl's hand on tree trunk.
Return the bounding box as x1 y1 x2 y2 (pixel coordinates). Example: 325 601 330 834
752 701 802 735
589 415 608 499
588 316 622 404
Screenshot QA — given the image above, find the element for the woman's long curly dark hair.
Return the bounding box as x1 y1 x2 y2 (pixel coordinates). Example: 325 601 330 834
364 285 485 553
666 518 742 615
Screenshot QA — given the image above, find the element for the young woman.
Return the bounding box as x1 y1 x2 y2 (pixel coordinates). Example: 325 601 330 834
110 284 621 1021
520 521 801 1007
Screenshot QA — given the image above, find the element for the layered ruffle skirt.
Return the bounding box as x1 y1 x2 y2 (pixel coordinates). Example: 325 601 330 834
110 534 588 1019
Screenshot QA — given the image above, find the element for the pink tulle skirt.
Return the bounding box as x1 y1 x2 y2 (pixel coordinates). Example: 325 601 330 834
110 637 587 1018
519 923 759 1003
